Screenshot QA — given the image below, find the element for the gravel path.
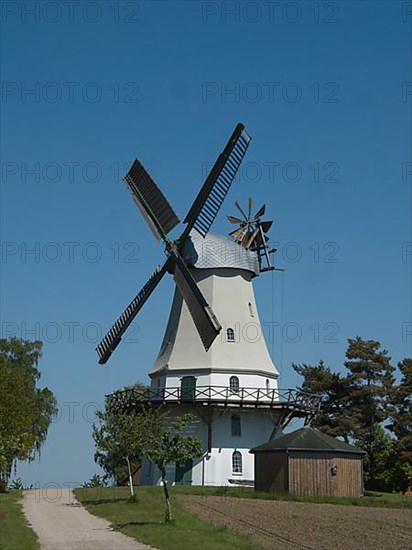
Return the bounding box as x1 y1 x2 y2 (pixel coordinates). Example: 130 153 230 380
22 488 154 550
180 495 412 550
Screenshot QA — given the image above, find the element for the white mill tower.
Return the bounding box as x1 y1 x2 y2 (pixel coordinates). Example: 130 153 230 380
97 123 319 487
144 230 280 485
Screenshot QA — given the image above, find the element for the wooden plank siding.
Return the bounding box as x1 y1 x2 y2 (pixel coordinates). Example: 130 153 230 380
288 451 363 497
254 451 363 497
254 451 288 492
332 454 363 497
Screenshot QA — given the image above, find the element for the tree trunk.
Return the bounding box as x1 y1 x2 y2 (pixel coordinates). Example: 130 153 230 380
124 456 134 497
161 469 172 522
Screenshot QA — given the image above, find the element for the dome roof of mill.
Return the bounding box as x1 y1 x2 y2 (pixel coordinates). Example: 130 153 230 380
181 230 260 275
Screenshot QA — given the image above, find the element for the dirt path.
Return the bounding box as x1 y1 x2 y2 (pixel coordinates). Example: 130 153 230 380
22 488 154 550
180 495 412 550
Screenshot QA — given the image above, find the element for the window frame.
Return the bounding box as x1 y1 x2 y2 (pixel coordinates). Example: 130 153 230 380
226 327 235 342
229 375 240 394
232 450 242 475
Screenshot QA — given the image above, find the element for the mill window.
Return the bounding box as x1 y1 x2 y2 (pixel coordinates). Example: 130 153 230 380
232 451 242 474
229 376 240 394
227 328 235 342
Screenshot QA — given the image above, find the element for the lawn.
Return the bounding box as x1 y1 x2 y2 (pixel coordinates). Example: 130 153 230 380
74 486 261 550
0 491 39 550
171 485 412 509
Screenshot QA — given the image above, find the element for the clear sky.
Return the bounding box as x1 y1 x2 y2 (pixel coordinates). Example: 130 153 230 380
1 0 411 487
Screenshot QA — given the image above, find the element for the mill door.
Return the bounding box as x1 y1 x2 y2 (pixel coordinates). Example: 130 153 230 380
181 376 196 402
175 459 193 485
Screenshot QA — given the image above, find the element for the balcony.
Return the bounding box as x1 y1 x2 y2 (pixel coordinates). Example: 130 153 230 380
107 385 321 417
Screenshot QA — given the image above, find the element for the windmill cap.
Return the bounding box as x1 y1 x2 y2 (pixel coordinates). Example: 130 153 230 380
182 230 260 275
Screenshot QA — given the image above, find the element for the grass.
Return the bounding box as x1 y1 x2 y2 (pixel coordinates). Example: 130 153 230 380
170 485 412 509
74 486 261 550
0 491 39 550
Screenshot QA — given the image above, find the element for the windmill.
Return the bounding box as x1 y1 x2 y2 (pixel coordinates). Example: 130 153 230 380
99 123 321 488
96 123 252 364
227 198 279 272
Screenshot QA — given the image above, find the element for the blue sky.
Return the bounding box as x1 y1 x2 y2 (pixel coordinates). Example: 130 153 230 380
1 1 411 486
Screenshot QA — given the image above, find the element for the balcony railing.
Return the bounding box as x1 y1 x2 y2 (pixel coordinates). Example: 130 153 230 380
107 385 321 414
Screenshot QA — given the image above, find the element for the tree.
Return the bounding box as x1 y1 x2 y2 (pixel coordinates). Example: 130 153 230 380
0 338 57 491
293 339 407 491
387 358 412 491
389 358 412 449
145 413 202 522
344 337 395 488
93 385 162 496
293 360 351 440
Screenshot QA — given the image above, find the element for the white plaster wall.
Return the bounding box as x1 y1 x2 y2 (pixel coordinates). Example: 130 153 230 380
151 268 278 379
149 372 279 403
156 373 277 388
201 409 274 485
139 408 275 487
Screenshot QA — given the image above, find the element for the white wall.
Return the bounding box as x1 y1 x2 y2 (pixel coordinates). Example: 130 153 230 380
151 268 279 379
158 372 277 388
139 407 275 487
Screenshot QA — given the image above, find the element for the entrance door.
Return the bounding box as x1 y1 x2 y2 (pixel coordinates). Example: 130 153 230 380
181 376 196 402
175 459 193 485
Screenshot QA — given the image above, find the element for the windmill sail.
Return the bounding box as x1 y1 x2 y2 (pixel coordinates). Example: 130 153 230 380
172 253 221 351
97 123 252 364
181 123 252 240
124 159 180 240
96 263 168 364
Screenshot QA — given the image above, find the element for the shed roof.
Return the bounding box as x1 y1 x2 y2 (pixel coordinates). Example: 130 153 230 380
250 426 365 454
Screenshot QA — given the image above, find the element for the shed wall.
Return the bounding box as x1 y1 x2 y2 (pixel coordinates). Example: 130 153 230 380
254 451 287 492
332 454 363 497
288 451 363 497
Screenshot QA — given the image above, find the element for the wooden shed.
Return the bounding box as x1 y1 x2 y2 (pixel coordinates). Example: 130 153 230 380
119 464 141 487
250 426 365 498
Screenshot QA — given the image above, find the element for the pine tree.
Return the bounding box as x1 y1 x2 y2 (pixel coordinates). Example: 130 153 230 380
293 360 351 441
389 358 412 449
344 337 395 488
387 358 412 491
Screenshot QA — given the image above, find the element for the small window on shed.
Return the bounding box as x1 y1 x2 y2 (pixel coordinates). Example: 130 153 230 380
231 414 241 436
227 328 235 342
229 376 240 394
232 451 242 474
248 302 254 317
